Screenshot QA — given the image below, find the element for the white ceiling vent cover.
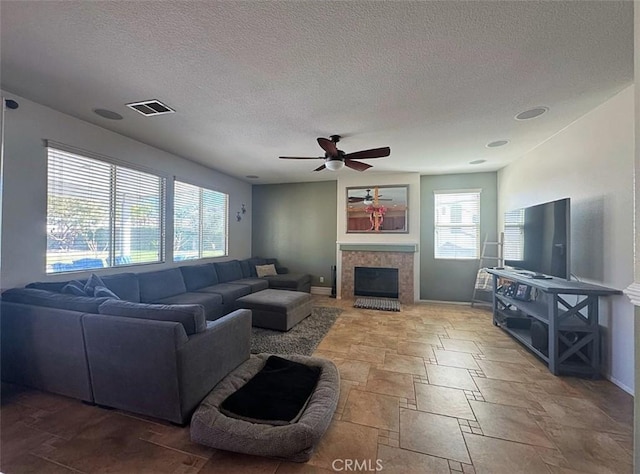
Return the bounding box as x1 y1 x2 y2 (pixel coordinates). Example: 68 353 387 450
126 99 175 116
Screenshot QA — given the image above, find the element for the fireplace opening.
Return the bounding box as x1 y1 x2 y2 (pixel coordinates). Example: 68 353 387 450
354 266 399 299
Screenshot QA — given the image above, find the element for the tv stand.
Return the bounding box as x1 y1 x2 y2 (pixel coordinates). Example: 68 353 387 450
486 269 621 377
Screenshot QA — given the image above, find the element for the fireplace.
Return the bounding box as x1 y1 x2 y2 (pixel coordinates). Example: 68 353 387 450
354 267 399 299
339 244 416 304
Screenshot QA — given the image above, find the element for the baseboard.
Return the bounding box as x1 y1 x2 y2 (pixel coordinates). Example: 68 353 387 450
311 286 332 296
605 373 634 395
417 299 472 306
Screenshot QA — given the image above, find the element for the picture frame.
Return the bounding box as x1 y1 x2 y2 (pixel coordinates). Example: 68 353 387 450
514 284 532 301
346 185 409 233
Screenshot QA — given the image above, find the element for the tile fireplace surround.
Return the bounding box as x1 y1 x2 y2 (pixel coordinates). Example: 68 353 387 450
339 244 416 304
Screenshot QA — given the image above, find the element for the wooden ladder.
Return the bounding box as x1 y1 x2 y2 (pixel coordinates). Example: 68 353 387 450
471 233 504 307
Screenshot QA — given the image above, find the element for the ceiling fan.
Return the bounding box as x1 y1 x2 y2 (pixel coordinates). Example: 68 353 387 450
279 135 390 171
348 189 392 204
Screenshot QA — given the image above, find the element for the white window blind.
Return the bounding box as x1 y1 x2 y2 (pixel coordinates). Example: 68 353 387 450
47 147 165 273
503 209 525 261
434 190 481 259
174 181 228 261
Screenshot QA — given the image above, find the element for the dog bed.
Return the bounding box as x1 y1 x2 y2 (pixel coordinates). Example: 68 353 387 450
190 353 339 462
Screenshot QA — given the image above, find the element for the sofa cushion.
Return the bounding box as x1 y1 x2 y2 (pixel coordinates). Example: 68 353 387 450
1 288 110 313
233 278 270 293
101 273 141 302
61 280 87 296
98 299 206 335
239 260 251 278
196 283 251 304
247 258 267 277
153 292 225 321
181 264 219 291
214 261 244 283
138 268 187 302
263 273 312 293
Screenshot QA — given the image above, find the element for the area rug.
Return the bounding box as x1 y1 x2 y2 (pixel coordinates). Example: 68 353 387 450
353 297 401 312
251 306 342 356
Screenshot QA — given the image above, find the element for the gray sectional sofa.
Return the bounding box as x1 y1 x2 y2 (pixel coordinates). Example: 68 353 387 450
0 257 311 424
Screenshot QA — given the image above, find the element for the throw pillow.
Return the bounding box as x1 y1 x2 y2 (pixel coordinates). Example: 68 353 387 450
84 273 106 296
61 280 87 296
93 285 120 299
255 264 277 278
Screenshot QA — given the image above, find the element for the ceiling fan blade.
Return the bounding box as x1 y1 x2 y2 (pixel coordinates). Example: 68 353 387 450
317 137 338 157
349 197 365 202
345 160 372 172
279 156 324 160
313 164 327 172
344 147 391 160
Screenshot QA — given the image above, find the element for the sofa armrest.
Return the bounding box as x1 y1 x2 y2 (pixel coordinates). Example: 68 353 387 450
82 308 252 424
1 302 94 402
177 309 252 421
82 314 190 423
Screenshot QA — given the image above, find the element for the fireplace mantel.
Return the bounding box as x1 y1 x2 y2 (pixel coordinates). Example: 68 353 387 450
338 243 418 253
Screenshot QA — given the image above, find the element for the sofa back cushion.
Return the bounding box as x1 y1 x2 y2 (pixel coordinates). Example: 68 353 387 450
247 258 267 277
180 264 219 291
214 260 243 283
26 281 70 293
239 260 251 278
98 299 206 335
138 268 187 302
1 288 110 313
100 273 140 302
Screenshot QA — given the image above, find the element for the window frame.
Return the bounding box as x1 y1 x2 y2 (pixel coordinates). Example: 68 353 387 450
173 179 229 262
46 142 166 273
433 189 482 260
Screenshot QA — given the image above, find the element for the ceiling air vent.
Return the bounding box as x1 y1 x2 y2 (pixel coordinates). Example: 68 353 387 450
126 99 175 116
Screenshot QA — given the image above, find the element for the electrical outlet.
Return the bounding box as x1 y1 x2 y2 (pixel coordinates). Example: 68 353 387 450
319 276 324 283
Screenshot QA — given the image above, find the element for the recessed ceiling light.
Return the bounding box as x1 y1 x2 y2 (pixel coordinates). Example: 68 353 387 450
516 107 548 120
93 108 123 120
245 175 259 179
470 159 487 165
486 140 509 148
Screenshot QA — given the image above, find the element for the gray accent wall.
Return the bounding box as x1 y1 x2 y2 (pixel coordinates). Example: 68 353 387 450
420 172 498 302
252 181 337 287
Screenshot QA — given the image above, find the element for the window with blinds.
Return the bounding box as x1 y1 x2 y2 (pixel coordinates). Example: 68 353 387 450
174 181 228 261
434 190 481 259
46 146 165 273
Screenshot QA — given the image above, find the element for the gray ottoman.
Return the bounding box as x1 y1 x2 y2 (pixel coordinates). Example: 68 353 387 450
190 354 340 462
236 289 312 331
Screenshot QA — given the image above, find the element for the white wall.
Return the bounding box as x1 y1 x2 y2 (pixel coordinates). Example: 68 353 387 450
498 85 635 392
336 172 421 301
633 1 639 467
1 91 252 289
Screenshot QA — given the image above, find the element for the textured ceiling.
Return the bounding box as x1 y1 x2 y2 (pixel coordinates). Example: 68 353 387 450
0 1 633 184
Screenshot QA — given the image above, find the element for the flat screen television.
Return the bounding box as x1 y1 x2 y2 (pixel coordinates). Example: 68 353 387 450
503 198 570 280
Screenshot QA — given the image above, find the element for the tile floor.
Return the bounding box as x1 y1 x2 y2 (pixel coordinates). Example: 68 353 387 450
1 296 634 473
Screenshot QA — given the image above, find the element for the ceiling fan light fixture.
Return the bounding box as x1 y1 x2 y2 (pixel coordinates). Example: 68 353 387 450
325 159 345 171
363 198 374 205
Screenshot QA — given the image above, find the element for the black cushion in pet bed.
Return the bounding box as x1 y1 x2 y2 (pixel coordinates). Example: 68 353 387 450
220 355 321 425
